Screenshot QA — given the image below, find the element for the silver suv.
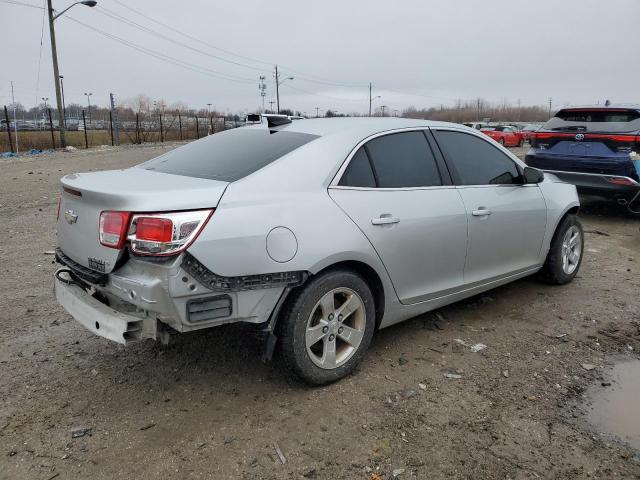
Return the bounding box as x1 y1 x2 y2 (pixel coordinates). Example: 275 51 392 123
54 118 582 385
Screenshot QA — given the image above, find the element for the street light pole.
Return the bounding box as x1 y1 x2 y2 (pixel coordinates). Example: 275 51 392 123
274 65 293 114
47 0 97 148
47 0 66 147
275 65 280 113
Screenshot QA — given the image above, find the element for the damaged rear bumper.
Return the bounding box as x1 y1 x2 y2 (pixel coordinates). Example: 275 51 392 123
54 271 155 344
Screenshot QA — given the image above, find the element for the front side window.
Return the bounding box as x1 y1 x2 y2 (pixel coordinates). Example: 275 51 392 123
433 130 520 185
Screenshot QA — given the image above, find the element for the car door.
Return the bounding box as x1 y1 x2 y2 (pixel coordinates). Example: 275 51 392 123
431 128 547 285
329 130 468 305
503 127 516 146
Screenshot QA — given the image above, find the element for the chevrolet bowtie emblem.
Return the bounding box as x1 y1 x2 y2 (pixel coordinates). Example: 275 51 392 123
64 209 78 224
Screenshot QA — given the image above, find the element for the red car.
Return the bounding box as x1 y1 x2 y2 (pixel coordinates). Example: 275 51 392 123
480 125 524 147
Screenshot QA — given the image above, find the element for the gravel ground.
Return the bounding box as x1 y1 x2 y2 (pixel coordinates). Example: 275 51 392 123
1 143 639 480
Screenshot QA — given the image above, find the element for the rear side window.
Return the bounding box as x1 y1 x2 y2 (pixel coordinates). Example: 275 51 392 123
556 109 640 123
545 109 640 133
365 131 441 188
140 129 319 181
433 130 520 185
339 148 376 188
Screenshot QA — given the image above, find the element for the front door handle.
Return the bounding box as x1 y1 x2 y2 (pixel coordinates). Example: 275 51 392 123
472 208 492 217
371 214 400 225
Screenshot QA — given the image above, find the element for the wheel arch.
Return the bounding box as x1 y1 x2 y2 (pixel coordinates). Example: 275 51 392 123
311 260 386 329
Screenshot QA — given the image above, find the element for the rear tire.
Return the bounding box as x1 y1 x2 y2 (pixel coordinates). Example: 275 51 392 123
278 269 376 385
538 214 584 284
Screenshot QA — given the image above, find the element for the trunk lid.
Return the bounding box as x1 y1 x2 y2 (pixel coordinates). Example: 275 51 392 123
57 167 228 274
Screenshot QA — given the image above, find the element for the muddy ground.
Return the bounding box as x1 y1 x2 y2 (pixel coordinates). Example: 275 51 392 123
1 143 639 480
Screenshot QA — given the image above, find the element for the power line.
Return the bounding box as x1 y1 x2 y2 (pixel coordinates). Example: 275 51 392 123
106 0 365 90
0 0 44 9
34 0 46 106
96 5 270 75
281 83 367 103
109 0 275 69
64 15 258 85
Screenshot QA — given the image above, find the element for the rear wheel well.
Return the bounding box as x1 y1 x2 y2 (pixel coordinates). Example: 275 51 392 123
311 261 385 329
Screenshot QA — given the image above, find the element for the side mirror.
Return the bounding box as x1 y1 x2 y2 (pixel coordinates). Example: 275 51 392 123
523 166 544 184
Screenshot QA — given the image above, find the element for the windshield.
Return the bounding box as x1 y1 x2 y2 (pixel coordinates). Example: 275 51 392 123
140 129 319 181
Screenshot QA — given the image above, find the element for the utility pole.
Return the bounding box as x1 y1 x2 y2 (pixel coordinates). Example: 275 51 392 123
259 76 266 111
548 97 553 119
110 93 120 146
381 105 387 117
315 107 320 118
84 92 92 124
268 101 275 113
275 65 280 113
46 0 96 147
11 81 18 153
368 83 380 117
47 0 66 147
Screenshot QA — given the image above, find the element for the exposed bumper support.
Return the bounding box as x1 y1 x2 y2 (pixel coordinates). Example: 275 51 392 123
54 270 154 344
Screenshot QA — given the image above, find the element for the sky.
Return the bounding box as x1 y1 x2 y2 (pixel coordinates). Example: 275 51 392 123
1 0 639 116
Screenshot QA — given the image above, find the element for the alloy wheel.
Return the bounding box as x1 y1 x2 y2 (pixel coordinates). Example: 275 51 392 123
305 287 366 369
561 225 582 274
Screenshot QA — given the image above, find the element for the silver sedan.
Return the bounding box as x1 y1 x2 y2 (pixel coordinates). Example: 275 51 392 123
54 117 583 385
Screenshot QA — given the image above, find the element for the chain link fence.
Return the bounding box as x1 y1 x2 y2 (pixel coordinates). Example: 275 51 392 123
2 106 242 154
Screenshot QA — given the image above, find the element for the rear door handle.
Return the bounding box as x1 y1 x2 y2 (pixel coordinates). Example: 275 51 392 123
472 208 492 217
371 214 400 225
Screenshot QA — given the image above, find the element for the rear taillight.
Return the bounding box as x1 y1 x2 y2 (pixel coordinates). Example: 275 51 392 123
128 209 213 256
604 176 639 186
99 211 132 249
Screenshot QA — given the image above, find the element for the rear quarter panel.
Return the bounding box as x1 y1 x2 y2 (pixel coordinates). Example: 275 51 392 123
536 175 580 261
186 133 400 316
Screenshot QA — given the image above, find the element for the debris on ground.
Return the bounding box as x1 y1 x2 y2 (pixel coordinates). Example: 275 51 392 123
70 426 92 438
273 443 286 464
392 468 406 477
581 363 597 371
444 373 462 379
140 423 156 431
454 338 487 352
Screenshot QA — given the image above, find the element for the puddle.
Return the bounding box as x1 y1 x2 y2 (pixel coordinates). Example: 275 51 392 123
585 360 640 450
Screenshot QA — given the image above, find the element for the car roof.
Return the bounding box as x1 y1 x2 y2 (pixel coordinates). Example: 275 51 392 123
247 117 460 138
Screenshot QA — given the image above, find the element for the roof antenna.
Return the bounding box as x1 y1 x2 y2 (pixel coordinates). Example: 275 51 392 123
604 99 611 107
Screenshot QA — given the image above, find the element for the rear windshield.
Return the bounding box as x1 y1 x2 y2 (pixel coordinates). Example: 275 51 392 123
140 129 319 181
545 109 640 133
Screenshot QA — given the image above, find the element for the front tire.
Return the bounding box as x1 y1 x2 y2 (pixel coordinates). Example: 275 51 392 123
539 214 584 284
278 269 376 385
